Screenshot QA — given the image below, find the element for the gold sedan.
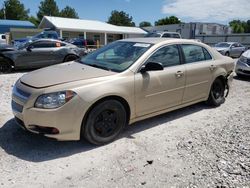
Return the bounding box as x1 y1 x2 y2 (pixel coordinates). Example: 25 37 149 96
11 38 234 145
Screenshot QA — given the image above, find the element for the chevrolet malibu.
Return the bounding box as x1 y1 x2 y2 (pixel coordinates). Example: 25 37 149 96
12 38 234 145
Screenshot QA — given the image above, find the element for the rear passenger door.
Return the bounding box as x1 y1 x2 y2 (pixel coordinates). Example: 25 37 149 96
181 44 214 103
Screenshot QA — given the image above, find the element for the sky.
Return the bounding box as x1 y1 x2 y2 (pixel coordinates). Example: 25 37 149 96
15 0 250 26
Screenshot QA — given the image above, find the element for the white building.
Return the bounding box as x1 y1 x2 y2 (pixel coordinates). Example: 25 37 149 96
39 16 147 45
143 22 232 39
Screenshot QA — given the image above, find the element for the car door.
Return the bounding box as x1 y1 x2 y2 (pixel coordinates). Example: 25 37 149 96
135 44 186 117
230 43 241 57
181 44 213 103
15 40 58 69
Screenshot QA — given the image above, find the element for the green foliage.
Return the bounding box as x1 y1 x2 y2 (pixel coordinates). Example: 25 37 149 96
229 20 250 33
60 6 79 19
28 16 40 27
107 10 135 27
0 0 29 20
37 0 60 21
155 16 181 26
139 21 152 27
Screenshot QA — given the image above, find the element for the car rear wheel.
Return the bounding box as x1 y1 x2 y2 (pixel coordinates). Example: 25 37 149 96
0 58 12 73
64 55 78 62
83 100 127 145
207 78 225 107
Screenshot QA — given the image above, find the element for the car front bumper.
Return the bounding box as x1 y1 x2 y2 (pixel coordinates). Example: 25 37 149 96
11 81 87 141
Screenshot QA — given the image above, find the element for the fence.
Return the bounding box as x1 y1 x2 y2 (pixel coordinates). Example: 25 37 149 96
196 33 250 48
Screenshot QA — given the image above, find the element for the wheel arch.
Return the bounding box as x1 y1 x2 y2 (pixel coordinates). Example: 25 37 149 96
63 54 79 62
80 95 131 136
0 55 15 67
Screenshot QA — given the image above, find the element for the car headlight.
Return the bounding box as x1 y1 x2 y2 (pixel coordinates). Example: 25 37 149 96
239 56 247 64
35 90 76 109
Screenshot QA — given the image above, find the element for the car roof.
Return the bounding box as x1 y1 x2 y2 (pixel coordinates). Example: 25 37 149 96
120 38 197 45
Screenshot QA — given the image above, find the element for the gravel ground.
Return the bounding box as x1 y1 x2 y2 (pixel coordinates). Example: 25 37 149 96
0 70 250 187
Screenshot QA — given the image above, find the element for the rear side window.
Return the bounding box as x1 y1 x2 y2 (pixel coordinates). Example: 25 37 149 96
162 33 171 38
146 45 180 67
31 41 56 48
181 44 212 63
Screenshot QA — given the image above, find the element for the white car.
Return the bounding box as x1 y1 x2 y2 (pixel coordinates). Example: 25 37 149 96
235 49 250 77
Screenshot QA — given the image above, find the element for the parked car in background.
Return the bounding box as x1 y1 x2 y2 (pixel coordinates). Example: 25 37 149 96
0 34 7 45
12 30 60 47
0 39 86 73
11 38 234 145
145 31 182 38
67 38 96 48
214 42 246 57
235 49 250 77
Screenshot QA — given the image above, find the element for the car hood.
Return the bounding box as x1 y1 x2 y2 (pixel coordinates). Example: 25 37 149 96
0 44 15 52
213 47 228 51
242 50 250 58
20 61 116 88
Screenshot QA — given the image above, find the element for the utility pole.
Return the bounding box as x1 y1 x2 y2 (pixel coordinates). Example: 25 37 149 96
3 4 6 19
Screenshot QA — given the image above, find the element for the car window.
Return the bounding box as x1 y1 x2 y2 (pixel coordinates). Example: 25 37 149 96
1 35 6 39
232 43 237 48
203 48 212 60
31 41 56 48
146 45 180 67
182 44 207 63
172 34 181 38
80 41 152 72
162 33 171 38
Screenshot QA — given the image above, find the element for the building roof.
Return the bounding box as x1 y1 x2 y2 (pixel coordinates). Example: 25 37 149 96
39 16 147 35
0 19 35 27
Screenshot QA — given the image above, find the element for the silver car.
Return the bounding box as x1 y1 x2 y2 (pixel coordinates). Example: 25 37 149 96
214 42 246 57
0 39 86 73
235 49 250 77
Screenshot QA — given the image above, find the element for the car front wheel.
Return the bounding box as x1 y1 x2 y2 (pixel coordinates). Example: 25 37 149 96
207 78 225 106
0 58 12 73
83 100 127 145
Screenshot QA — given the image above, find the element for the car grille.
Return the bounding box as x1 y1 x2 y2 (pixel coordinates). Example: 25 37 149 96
12 100 23 113
12 85 31 103
247 59 250 66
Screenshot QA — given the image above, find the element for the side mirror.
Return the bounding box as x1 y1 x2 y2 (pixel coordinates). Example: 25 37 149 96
26 45 33 52
140 62 164 73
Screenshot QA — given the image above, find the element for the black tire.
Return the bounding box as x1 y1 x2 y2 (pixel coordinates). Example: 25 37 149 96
83 100 127 145
64 55 78 62
225 52 230 57
0 58 12 73
207 78 225 107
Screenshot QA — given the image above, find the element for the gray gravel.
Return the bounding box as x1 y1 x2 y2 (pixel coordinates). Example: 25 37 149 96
0 71 250 188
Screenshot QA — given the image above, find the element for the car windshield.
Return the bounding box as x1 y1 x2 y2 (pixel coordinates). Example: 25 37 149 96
215 43 231 47
79 41 152 72
17 41 33 50
144 33 161 37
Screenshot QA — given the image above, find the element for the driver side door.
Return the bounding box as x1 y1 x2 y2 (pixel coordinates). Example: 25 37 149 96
15 41 57 69
135 44 186 117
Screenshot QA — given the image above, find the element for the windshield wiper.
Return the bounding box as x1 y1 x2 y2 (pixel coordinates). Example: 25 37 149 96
76 60 115 72
89 64 111 71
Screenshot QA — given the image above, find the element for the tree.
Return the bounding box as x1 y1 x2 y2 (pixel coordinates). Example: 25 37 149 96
139 21 152 27
107 10 135 27
37 0 59 21
155 16 181 26
229 20 245 33
0 0 29 20
60 6 79 18
28 16 40 27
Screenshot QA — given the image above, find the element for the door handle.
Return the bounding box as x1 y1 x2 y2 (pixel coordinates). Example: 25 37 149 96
210 65 217 71
175 71 184 78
